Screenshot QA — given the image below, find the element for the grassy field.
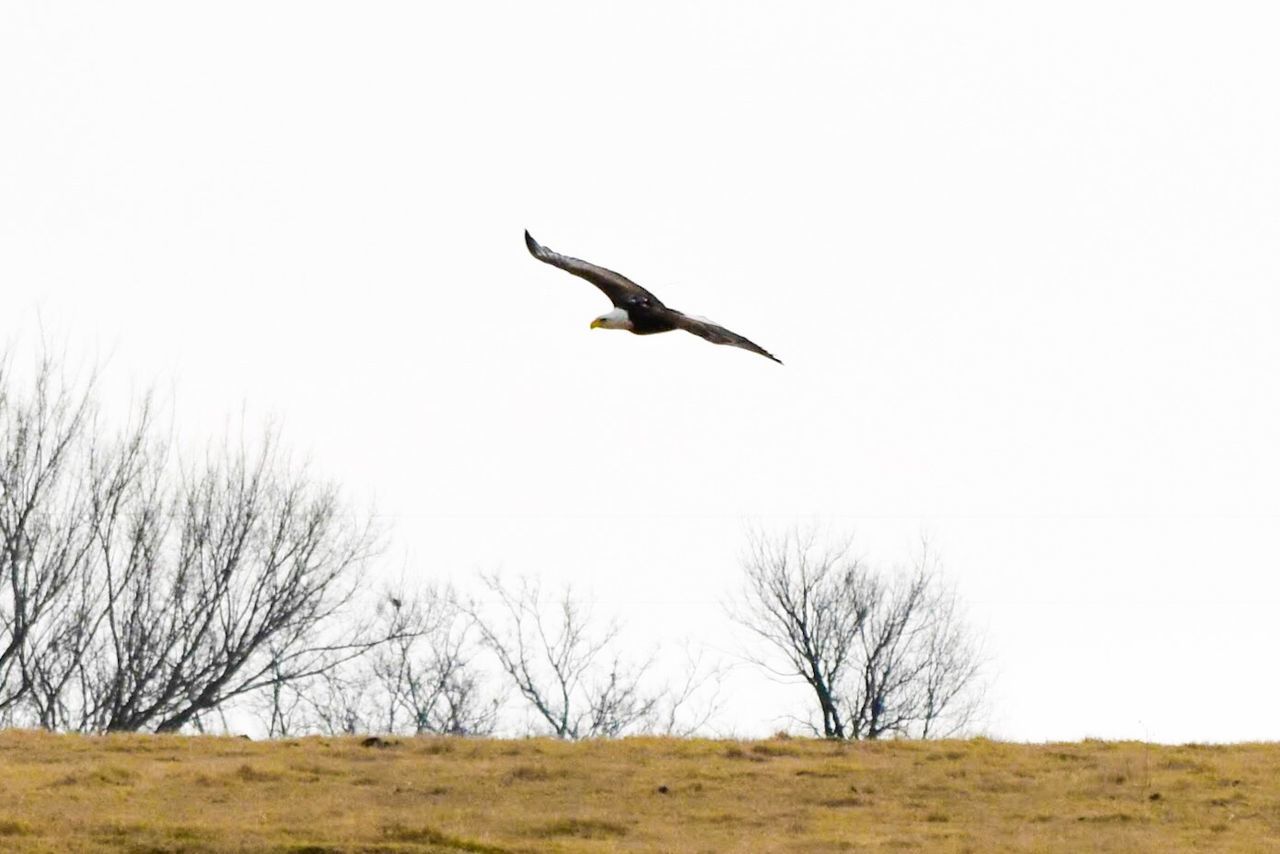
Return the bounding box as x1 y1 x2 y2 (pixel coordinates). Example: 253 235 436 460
0 731 1277 852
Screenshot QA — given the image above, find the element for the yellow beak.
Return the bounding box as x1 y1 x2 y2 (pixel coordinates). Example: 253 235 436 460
590 319 603 329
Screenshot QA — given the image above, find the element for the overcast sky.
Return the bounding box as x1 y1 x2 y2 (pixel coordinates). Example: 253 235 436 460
3 1 1278 742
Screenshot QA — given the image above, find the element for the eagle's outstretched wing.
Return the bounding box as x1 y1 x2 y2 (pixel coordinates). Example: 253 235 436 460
525 230 664 309
672 313 783 364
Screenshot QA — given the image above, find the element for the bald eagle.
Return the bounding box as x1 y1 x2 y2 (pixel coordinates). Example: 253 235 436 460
525 231 782 364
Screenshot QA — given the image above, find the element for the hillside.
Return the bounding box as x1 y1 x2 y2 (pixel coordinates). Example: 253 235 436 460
0 731 1277 852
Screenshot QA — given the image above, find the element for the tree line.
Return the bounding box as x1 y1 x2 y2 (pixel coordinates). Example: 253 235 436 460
1 355 983 739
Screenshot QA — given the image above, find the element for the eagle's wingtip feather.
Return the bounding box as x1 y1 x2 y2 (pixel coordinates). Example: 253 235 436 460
523 229 538 255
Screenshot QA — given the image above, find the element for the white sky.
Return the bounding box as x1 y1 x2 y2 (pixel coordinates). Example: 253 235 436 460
3 1 1278 742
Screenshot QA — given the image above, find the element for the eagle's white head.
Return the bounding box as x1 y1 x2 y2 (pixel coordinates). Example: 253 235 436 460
590 308 633 331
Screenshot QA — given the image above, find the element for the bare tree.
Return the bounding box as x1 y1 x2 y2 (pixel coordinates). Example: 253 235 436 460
259 656 326 737
651 643 728 737
0 357 100 717
19 402 156 730
469 574 660 739
283 668 375 737
78 434 383 733
842 564 983 739
257 583 500 738
913 579 984 738
368 586 498 736
1 351 395 733
733 529 865 738
734 529 983 740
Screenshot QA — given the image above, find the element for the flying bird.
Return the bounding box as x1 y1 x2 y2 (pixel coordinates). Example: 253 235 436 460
524 230 782 364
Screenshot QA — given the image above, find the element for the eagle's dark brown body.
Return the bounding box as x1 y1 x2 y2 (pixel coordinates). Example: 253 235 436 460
625 311 678 336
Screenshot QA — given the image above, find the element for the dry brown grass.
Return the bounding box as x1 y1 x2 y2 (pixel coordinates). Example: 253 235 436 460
0 731 1278 852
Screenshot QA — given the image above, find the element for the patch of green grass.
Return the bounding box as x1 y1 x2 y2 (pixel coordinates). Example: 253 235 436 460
502 763 561 783
535 817 629 839
234 764 281 783
0 819 33 836
381 823 507 852
52 764 140 787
